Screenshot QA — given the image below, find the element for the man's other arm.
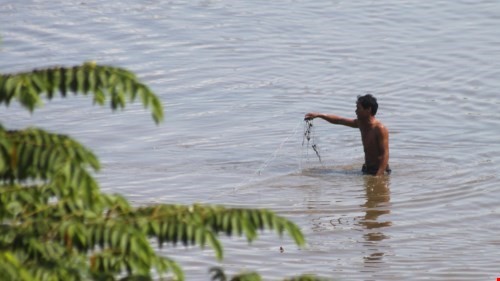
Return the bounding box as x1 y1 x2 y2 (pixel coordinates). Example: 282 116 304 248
376 125 390 176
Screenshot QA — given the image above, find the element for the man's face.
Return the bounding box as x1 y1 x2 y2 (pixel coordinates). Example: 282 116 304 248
355 102 370 118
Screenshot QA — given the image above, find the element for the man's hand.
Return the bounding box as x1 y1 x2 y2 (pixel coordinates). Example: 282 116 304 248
304 113 319 120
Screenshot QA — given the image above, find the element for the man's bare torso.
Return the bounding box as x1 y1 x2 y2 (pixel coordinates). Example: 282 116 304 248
358 120 389 174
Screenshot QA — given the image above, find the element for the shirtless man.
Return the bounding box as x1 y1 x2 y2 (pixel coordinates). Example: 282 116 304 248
304 94 390 176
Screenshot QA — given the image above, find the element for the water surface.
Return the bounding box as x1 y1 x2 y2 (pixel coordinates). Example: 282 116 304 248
1 1 500 280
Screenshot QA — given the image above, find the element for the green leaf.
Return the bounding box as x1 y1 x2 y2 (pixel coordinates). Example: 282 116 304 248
59 67 67 97
206 231 223 260
6 201 23 217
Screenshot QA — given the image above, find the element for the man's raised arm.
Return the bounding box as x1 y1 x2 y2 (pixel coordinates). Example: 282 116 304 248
304 113 358 128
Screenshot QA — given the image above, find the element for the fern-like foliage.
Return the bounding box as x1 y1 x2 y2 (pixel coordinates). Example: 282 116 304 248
0 62 163 123
0 126 99 183
134 204 305 259
210 267 332 281
0 63 310 281
0 126 102 221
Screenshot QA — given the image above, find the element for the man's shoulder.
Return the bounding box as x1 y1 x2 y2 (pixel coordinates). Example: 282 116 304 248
374 121 389 135
375 120 387 128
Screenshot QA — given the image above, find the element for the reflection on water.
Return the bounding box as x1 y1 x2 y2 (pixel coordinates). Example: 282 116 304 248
360 175 392 230
360 175 392 264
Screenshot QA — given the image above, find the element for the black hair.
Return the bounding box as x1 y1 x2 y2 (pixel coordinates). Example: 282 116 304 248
357 94 378 116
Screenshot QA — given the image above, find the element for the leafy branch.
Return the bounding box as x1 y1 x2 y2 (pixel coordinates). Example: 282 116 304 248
0 62 163 124
210 267 331 281
0 127 99 183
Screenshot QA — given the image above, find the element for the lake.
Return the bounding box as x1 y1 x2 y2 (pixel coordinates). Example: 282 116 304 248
1 0 500 280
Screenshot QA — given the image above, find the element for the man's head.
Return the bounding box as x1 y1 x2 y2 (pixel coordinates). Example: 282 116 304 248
356 94 378 116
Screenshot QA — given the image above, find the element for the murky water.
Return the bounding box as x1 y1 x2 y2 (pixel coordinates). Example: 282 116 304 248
2 0 500 280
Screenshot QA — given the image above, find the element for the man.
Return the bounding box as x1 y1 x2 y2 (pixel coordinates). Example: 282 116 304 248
304 94 390 176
